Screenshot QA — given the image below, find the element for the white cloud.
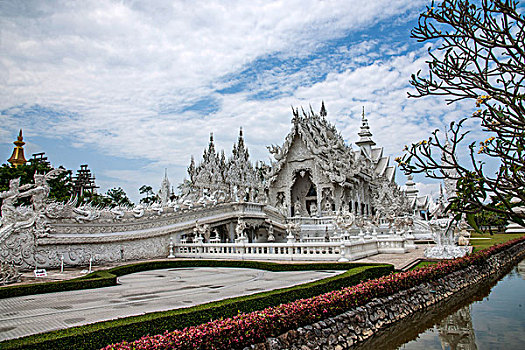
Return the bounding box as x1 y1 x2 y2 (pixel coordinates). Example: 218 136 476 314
2 0 493 199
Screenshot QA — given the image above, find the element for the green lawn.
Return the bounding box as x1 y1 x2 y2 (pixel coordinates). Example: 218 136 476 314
470 232 525 252
410 261 437 270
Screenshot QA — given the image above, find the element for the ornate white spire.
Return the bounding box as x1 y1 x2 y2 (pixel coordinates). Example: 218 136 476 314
158 168 171 206
405 175 419 198
355 107 376 157
320 101 327 117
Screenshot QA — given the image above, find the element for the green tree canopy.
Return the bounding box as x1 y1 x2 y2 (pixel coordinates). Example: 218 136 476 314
139 185 158 204
86 187 133 208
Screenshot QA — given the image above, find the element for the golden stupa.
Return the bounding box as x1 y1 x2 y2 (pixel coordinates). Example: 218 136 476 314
7 129 27 167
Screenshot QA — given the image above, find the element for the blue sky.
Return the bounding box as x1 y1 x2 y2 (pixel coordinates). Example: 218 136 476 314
0 0 482 203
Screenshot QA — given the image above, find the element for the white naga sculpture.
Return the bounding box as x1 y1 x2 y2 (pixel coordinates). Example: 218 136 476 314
0 169 63 242
0 178 33 243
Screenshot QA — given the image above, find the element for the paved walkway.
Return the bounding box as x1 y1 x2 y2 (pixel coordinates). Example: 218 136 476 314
0 267 341 341
353 245 430 270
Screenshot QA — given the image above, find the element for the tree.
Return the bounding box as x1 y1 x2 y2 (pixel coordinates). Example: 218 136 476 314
473 209 508 234
139 185 158 204
106 187 133 207
397 0 525 228
86 187 133 208
85 192 112 208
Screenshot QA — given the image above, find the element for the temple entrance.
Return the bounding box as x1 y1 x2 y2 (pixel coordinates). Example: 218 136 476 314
290 170 317 217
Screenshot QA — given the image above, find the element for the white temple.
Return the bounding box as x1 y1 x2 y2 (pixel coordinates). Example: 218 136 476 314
1 103 440 270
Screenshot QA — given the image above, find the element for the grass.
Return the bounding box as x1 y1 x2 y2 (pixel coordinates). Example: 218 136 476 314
410 261 437 270
470 232 525 252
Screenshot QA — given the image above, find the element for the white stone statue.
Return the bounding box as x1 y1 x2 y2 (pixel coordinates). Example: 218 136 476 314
425 217 469 259
235 218 247 242
132 205 145 218
13 170 63 238
267 224 275 242
194 222 210 241
150 202 164 215
27 171 62 237
285 222 299 242
293 199 303 217
309 202 318 217
324 200 333 215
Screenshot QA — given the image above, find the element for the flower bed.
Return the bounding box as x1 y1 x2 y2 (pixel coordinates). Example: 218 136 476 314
103 236 525 350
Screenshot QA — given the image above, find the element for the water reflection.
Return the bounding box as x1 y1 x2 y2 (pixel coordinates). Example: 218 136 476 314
437 306 477 350
354 259 525 350
517 260 525 280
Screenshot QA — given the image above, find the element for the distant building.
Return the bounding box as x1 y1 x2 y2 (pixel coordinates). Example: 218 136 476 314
7 129 27 167
28 152 51 168
72 164 99 197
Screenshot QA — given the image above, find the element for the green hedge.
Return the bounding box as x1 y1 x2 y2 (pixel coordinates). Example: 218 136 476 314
0 261 392 350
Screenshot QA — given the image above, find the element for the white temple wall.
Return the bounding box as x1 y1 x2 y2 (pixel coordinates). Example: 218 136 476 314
35 234 170 269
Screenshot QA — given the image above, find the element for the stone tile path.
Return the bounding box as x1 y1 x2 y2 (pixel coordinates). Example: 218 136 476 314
353 245 430 270
0 267 341 341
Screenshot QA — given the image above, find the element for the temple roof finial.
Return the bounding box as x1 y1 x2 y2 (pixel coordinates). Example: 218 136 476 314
320 101 327 117
8 129 27 167
355 107 376 156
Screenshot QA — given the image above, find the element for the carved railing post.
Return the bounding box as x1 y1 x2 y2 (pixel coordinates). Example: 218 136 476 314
195 235 204 257
167 236 175 258
338 242 349 262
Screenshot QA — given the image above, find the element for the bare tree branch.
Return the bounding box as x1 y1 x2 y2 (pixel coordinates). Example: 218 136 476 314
398 0 525 225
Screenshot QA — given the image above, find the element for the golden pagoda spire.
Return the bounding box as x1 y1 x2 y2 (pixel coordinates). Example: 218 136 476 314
7 129 27 167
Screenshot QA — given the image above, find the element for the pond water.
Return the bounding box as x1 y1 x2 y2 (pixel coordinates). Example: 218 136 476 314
357 259 525 350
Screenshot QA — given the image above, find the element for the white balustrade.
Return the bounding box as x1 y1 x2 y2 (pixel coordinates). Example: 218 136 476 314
244 204 264 212
287 216 336 226
172 235 408 261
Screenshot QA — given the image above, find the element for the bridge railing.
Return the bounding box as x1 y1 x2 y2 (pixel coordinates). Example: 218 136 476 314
173 236 408 262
